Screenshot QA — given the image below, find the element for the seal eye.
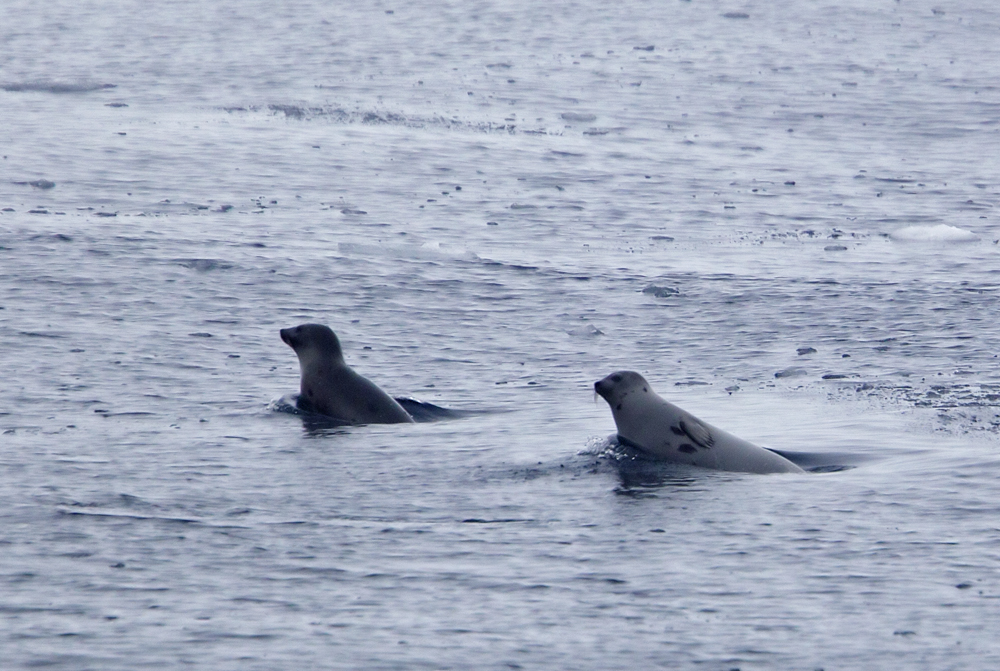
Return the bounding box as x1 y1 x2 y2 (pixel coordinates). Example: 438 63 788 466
611 374 623 383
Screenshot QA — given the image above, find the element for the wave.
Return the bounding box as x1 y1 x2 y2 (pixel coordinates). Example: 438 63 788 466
226 104 526 134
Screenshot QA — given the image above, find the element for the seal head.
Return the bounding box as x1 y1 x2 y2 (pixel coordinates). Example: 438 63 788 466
281 323 343 362
280 324 414 425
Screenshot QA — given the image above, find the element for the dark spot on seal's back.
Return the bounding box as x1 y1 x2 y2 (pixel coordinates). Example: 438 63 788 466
643 387 647 392
678 444 697 454
670 426 684 435
306 387 314 397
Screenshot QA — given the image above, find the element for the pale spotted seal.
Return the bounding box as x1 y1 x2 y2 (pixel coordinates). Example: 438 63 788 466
280 324 414 424
595 371 803 474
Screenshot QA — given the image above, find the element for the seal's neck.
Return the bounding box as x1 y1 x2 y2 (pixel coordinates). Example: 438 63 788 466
296 346 344 374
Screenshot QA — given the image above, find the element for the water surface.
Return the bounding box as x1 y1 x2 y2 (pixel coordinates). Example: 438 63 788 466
2 1 1000 668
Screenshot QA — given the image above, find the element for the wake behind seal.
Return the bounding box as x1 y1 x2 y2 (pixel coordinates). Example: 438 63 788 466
280 323 414 424
595 370 803 474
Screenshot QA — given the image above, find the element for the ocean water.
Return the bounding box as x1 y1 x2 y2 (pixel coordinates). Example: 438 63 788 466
2 0 1000 668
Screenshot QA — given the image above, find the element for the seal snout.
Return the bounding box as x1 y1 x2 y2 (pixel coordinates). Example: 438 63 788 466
595 372 628 402
594 375 619 402
594 378 611 399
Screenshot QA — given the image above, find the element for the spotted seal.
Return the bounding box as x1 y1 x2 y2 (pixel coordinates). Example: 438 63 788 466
595 371 803 474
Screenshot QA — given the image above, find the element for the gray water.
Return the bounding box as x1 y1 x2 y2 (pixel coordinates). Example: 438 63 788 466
3 0 1000 668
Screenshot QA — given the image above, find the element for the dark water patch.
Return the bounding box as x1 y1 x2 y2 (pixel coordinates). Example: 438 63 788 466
573 573 629 585
57 508 201 525
2 81 116 93
12 179 56 189
277 567 348 579
97 411 156 417
0 604 84 615
479 260 540 272
28 233 72 242
583 127 619 135
184 632 279 642
874 176 918 184
175 258 233 271
560 112 597 123
269 103 324 119
806 464 855 473
642 284 679 297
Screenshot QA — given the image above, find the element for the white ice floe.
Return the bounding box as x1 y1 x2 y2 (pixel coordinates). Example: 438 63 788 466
891 224 979 242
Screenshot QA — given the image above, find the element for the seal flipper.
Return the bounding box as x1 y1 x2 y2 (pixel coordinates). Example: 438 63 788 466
294 393 316 414
679 418 714 449
616 434 644 451
394 397 463 422
765 448 864 472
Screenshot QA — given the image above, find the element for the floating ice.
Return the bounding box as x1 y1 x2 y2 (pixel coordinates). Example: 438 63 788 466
891 224 978 242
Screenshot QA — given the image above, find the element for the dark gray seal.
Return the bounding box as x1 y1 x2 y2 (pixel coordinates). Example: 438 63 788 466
280 324 414 424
